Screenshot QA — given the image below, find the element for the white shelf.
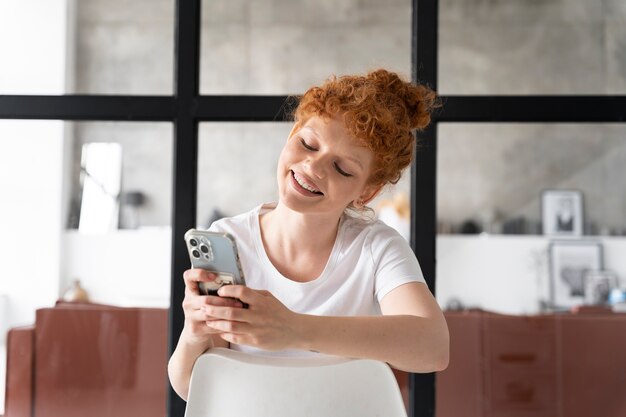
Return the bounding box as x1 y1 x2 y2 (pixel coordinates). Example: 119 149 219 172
435 234 626 316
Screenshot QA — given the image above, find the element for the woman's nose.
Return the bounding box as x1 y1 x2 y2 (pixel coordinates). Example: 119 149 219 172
305 154 327 179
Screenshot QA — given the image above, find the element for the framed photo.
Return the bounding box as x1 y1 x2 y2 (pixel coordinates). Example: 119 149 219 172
549 241 603 308
541 190 583 237
584 270 618 305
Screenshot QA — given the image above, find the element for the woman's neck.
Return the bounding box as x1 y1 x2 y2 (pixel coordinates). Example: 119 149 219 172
260 202 343 257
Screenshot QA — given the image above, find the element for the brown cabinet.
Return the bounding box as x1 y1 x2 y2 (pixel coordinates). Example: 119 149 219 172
4 303 168 417
436 311 626 417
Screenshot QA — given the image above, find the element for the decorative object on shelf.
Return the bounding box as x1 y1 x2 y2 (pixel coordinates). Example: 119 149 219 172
445 298 465 311
204 208 228 229
583 270 618 305
541 189 583 237
549 240 602 309
120 190 146 229
609 288 626 312
459 219 481 234
60 279 90 303
502 216 529 235
78 142 123 233
377 193 410 241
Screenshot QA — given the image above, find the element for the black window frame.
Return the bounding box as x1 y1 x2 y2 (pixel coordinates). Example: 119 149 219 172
1 1 625 416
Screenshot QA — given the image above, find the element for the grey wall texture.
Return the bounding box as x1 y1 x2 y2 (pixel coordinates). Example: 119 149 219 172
69 0 626 234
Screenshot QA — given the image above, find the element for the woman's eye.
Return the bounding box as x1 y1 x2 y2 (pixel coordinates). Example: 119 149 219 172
334 162 352 177
300 139 316 151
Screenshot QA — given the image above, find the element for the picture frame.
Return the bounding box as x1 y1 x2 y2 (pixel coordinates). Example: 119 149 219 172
541 190 583 237
549 241 603 309
584 270 618 305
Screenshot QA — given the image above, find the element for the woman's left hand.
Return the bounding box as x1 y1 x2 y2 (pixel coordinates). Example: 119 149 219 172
201 285 303 351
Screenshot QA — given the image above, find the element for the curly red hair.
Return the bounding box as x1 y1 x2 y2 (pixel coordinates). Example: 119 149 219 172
293 69 438 186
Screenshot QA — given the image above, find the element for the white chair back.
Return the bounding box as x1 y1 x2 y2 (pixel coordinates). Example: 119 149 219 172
184 348 407 417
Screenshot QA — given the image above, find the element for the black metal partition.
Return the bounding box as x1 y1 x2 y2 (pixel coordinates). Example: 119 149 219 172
2 1 626 416
410 1 438 416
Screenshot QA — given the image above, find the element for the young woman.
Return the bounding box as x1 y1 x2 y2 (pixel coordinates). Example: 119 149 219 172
168 69 449 400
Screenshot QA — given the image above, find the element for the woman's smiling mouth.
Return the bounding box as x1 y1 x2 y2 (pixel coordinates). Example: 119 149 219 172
291 171 324 196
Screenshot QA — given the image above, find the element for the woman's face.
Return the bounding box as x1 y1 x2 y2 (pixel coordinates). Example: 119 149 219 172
276 115 378 217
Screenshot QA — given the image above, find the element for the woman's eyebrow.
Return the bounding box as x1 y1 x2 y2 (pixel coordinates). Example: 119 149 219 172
343 155 363 170
300 126 319 138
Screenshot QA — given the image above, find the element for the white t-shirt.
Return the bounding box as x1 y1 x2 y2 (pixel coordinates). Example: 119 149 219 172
208 203 426 356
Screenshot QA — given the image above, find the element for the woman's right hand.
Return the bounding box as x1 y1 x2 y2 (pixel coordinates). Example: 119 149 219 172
180 268 244 347
169 268 242 400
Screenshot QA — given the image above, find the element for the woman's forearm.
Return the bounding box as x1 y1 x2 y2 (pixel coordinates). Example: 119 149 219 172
294 314 449 373
168 331 225 401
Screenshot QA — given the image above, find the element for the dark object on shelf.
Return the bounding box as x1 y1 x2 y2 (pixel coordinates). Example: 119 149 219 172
205 208 227 229
446 298 465 311
460 220 481 234
120 191 146 229
502 217 528 234
121 191 146 207
584 222 599 236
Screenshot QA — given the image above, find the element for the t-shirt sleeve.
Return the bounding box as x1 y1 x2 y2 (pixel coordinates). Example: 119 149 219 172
371 225 426 302
207 220 224 233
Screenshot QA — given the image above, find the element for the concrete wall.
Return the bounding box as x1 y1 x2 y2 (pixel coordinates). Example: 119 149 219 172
439 0 626 95
68 0 626 234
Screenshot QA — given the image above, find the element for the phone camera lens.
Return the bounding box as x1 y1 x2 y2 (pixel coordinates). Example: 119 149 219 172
189 238 198 247
192 249 200 258
200 245 209 254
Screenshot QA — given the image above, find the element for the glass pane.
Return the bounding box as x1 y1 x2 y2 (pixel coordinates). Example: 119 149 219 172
0 1 175 95
200 0 411 94
0 1 68 94
197 123 288 225
0 120 172 415
69 122 173 230
439 0 626 95
436 123 626 315
73 0 175 94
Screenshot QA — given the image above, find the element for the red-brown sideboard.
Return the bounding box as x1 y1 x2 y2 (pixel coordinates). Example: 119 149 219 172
435 310 626 417
5 306 626 416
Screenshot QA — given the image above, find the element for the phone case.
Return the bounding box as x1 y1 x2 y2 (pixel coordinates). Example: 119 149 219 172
184 229 246 296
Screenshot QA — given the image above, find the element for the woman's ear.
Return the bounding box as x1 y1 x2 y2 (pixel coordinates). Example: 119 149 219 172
354 184 383 208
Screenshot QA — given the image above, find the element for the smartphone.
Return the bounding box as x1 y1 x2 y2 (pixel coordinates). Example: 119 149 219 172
184 229 246 296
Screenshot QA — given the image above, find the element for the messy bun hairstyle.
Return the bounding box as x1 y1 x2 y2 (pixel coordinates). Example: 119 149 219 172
293 69 438 186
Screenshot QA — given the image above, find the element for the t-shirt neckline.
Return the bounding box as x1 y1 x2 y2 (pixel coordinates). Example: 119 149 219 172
251 202 345 286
